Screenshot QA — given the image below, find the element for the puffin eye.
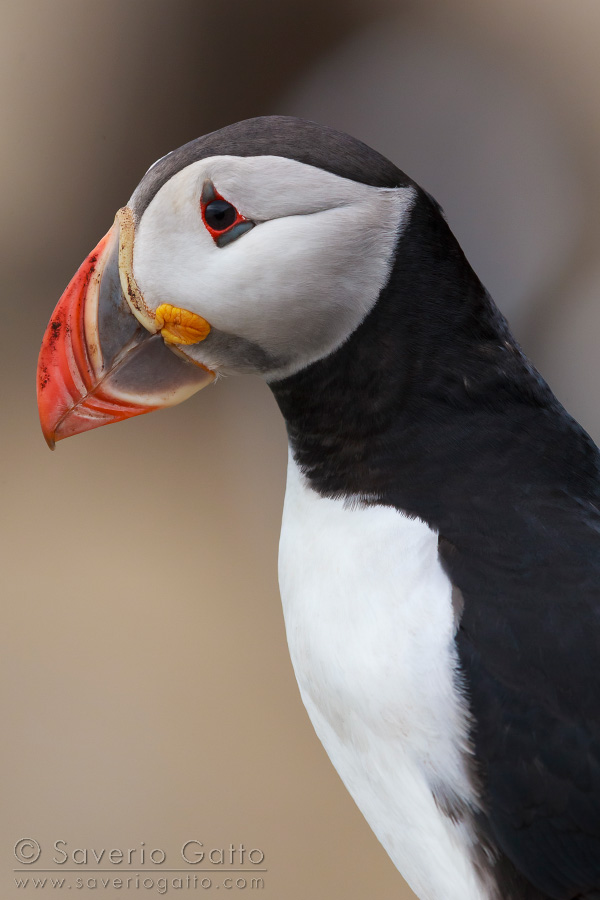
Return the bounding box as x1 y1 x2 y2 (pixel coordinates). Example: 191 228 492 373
200 185 255 248
204 200 236 232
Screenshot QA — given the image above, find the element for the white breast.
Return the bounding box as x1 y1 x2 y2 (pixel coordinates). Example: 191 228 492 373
278 454 494 900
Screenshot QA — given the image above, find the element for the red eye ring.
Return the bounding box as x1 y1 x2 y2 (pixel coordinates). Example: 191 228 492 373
201 184 251 245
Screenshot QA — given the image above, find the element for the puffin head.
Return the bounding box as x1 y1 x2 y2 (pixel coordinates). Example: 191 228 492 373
37 116 419 447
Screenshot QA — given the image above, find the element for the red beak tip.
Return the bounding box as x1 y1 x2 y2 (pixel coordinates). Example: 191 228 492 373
41 425 56 450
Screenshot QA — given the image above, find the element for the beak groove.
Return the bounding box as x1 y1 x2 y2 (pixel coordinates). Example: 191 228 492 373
38 228 116 449
37 210 214 448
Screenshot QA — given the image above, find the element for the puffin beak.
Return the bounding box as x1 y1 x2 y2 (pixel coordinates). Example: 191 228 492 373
37 208 214 449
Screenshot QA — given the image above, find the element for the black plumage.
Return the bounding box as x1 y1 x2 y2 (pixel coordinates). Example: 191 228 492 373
270 191 600 899
130 115 412 220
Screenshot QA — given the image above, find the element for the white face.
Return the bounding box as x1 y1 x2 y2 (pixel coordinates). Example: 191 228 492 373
131 155 416 379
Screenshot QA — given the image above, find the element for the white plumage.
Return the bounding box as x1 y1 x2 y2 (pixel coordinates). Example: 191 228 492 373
279 455 493 900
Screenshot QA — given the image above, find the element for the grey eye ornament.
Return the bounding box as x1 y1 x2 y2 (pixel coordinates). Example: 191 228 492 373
201 180 255 247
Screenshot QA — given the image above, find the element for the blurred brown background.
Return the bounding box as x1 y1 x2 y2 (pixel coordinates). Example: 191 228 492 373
3 1 600 897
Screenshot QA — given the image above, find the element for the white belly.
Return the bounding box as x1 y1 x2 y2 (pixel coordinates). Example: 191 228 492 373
278 454 493 900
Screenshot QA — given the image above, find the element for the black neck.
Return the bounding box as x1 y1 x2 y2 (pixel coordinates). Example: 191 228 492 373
270 193 599 559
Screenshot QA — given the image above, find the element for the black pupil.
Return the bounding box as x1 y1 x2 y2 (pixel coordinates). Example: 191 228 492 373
205 200 237 231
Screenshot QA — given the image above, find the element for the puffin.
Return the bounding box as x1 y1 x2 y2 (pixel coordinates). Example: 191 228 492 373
37 116 600 900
